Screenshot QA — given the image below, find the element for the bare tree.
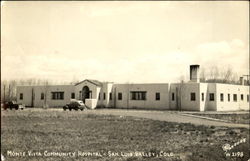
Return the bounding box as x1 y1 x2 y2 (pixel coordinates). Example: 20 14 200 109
200 65 240 84
1 80 17 102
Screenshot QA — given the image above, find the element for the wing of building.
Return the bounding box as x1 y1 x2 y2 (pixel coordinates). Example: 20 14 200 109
16 65 249 111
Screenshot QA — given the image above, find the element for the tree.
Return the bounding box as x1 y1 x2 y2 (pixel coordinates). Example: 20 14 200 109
200 65 240 84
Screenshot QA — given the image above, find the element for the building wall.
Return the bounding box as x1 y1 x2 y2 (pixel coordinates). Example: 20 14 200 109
16 86 33 107
199 83 208 111
170 83 201 111
75 80 101 101
96 82 113 107
112 83 169 109
16 80 249 111
17 85 75 107
205 83 217 111
215 84 249 111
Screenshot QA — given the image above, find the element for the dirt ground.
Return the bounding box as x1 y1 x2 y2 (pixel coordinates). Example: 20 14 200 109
1 109 249 161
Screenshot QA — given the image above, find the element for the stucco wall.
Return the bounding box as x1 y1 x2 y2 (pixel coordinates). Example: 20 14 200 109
16 86 33 106
177 82 200 111
205 83 217 111
199 83 208 111
75 80 101 101
17 85 75 107
215 84 249 111
112 83 169 109
170 83 201 111
16 79 249 111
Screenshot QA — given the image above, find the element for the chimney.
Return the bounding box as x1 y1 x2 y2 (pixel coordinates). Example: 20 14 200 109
239 77 244 85
190 65 200 83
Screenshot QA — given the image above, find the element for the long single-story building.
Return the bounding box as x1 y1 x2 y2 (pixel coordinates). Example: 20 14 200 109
16 65 249 111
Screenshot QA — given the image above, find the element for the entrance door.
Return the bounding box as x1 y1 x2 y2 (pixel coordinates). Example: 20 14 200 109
82 86 90 103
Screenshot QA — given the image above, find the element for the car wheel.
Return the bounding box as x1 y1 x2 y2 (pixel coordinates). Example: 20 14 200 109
80 109 83 111
15 108 18 110
69 108 72 111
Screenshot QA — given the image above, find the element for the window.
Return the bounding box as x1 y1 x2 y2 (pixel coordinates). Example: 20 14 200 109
51 92 64 100
155 93 160 101
103 93 106 100
190 93 196 101
247 95 249 102
220 93 224 102
172 93 175 101
228 94 230 102
241 94 244 101
20 93 23 100
109 93 112 100
233 94 237 102
201 93 204 101
131 91 147 100
41 93 44 100
118 93 122 100
209 93 214 101
71 93 75 99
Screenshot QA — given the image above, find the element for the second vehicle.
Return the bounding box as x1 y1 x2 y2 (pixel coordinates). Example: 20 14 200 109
63 100 86 111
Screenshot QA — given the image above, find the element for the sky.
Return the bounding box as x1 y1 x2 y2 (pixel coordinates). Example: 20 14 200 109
1 1 249 83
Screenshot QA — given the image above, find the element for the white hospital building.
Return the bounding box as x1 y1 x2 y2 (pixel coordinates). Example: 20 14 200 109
16 65 249 111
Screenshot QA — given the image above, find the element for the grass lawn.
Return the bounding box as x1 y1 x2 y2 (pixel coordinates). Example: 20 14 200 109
1 109 249 161
190 113 250 124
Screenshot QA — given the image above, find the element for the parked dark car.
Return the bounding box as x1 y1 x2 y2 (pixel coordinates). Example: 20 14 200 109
3 101 25 110
63 100 86 111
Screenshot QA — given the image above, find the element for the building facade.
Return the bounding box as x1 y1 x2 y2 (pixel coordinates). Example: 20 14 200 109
16 65 250 111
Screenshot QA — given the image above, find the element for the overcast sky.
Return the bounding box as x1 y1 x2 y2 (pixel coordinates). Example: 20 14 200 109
1 1 249 83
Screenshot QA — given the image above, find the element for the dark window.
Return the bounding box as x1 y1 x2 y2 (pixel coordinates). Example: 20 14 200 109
118 93 122 100
20 93 23 100
201 93 204 101
233 94 237 102
51 92 64 100
220 93 224 102
228 94 230 102
241 94 243 101
190 93 196 101
209 93 214 101
247 95 249 102
131 91 147 100
103 93 106 100
109 93 112 100
172 93 175 101
155 93 160 101
41 93 44 100
71 93 75 99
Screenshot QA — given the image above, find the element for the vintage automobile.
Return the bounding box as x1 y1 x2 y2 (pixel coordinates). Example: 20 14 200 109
63 100 86 111
3 101 25 110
